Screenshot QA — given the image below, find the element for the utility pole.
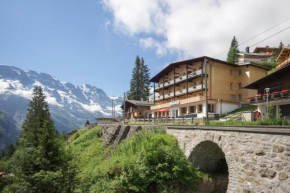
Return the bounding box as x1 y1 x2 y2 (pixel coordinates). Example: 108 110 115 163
123 93 126 123
204 57 209 125
111 98 115 119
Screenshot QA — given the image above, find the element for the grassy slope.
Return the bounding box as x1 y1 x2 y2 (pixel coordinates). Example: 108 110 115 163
221 105 257 118
68 126 205 193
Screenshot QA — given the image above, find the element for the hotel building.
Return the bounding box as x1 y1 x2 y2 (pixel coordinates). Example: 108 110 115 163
150 56 270 118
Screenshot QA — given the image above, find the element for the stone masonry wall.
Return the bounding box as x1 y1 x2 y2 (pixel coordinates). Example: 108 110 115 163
99 124 290 193
167 129 290 193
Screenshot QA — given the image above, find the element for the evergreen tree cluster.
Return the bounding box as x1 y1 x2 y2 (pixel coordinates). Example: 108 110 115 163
128 56 150 101
1 86 76 193
227 36 239 63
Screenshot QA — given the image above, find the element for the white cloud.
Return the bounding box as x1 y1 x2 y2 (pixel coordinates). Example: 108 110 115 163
140 37 168 56
103 0 290 60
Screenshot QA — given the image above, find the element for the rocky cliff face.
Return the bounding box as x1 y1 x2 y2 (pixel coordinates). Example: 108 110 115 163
0 65 123 151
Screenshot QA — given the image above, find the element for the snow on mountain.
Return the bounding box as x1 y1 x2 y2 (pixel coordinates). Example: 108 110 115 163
0 65 123 135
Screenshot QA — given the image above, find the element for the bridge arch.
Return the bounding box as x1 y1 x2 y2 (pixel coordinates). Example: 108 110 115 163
175 131 238 193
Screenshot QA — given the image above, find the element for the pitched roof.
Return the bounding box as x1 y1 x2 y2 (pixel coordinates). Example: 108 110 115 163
237 52 269 57
150 56 270 82
277 47 290 62
253 47 278 53
150 56 236 82
120 100 153 109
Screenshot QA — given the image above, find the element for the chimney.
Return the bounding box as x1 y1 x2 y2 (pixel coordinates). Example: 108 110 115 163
246 47 250 53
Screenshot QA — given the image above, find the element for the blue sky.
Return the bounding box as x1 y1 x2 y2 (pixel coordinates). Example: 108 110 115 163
0 0 176 96
1 0 290 96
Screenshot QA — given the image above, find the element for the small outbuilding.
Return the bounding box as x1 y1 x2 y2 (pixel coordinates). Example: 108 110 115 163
121 100 153 119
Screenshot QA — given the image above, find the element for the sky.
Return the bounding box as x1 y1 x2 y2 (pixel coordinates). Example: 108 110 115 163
1 0 290 96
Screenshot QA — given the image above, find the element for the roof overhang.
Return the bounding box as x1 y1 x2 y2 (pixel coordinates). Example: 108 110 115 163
150 56 236 82
277 47 290 62
244 64 290 89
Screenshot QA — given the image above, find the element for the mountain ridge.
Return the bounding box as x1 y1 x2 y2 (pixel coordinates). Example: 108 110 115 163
0 64 123 151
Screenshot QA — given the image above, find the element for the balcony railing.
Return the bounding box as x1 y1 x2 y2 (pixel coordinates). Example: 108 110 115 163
188 84 204 93
154 84 204 101
164 92 174 99
155 95 164 101
248 89 290 103
155 69 204 90
175 88 187 96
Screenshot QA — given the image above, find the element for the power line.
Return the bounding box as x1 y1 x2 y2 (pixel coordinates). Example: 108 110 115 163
213 16 290 57
240 17 290 45
248 26 290 48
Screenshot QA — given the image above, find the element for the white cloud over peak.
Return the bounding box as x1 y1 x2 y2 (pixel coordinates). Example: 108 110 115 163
103 0 290 60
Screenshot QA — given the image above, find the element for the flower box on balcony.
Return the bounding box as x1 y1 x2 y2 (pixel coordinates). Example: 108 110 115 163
281 90 289 98
255 94 262 101
263 93 272 100
248 96 255 102
272 91 280 98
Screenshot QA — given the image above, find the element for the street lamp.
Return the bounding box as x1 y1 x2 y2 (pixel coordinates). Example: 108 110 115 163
265 88 270 116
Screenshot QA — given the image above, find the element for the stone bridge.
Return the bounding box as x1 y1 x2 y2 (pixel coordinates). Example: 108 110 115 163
99 124 290 193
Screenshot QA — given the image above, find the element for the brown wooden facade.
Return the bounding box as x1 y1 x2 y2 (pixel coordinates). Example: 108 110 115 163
121 100 153 119
150 56 270 118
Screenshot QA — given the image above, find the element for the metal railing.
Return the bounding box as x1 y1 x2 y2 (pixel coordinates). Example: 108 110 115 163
155 69 204 90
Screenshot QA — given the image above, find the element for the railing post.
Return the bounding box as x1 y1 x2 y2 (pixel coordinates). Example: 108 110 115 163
182 117 184 125
191 117 193 125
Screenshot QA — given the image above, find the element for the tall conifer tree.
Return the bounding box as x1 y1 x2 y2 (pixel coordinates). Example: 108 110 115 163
227 36 240 63
128 56 150 101
6 86 75 193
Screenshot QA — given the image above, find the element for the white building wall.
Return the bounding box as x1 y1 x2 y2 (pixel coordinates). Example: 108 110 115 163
258 104 266 117
219 102 240 115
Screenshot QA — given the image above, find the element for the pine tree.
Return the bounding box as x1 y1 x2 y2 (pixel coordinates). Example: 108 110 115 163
140 57 150 101
128 56 150 101
85 120 90 126
277 41 284 56
227 36 239 63
6 86 75 193
6 143 15 158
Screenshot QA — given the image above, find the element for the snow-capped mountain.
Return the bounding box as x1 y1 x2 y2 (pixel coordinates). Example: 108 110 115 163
0 65 123 136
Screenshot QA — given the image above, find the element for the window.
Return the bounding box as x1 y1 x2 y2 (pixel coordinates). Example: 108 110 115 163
208 104 214 113
181 107 187 114
231 95 236 101
230 69 233 75
198 105 203 113
190 106 196 113
238 94 242 101
238 83 242 89
230 83 233 90
238 69 242 75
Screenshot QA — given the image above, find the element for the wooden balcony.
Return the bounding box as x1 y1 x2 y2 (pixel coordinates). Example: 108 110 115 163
154 84 204 101
248 89 290 104
155 69 204 91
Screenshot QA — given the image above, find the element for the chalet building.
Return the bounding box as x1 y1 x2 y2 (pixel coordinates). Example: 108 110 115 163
245 47 290 118
253 47 279 56
237 47 276 64
150 56 270 118
121 100 153 119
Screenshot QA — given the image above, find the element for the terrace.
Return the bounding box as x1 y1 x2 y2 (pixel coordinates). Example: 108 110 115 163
248 89 290 104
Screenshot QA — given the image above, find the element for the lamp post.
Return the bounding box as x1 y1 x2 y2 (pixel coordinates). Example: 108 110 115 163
265 88 270 117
